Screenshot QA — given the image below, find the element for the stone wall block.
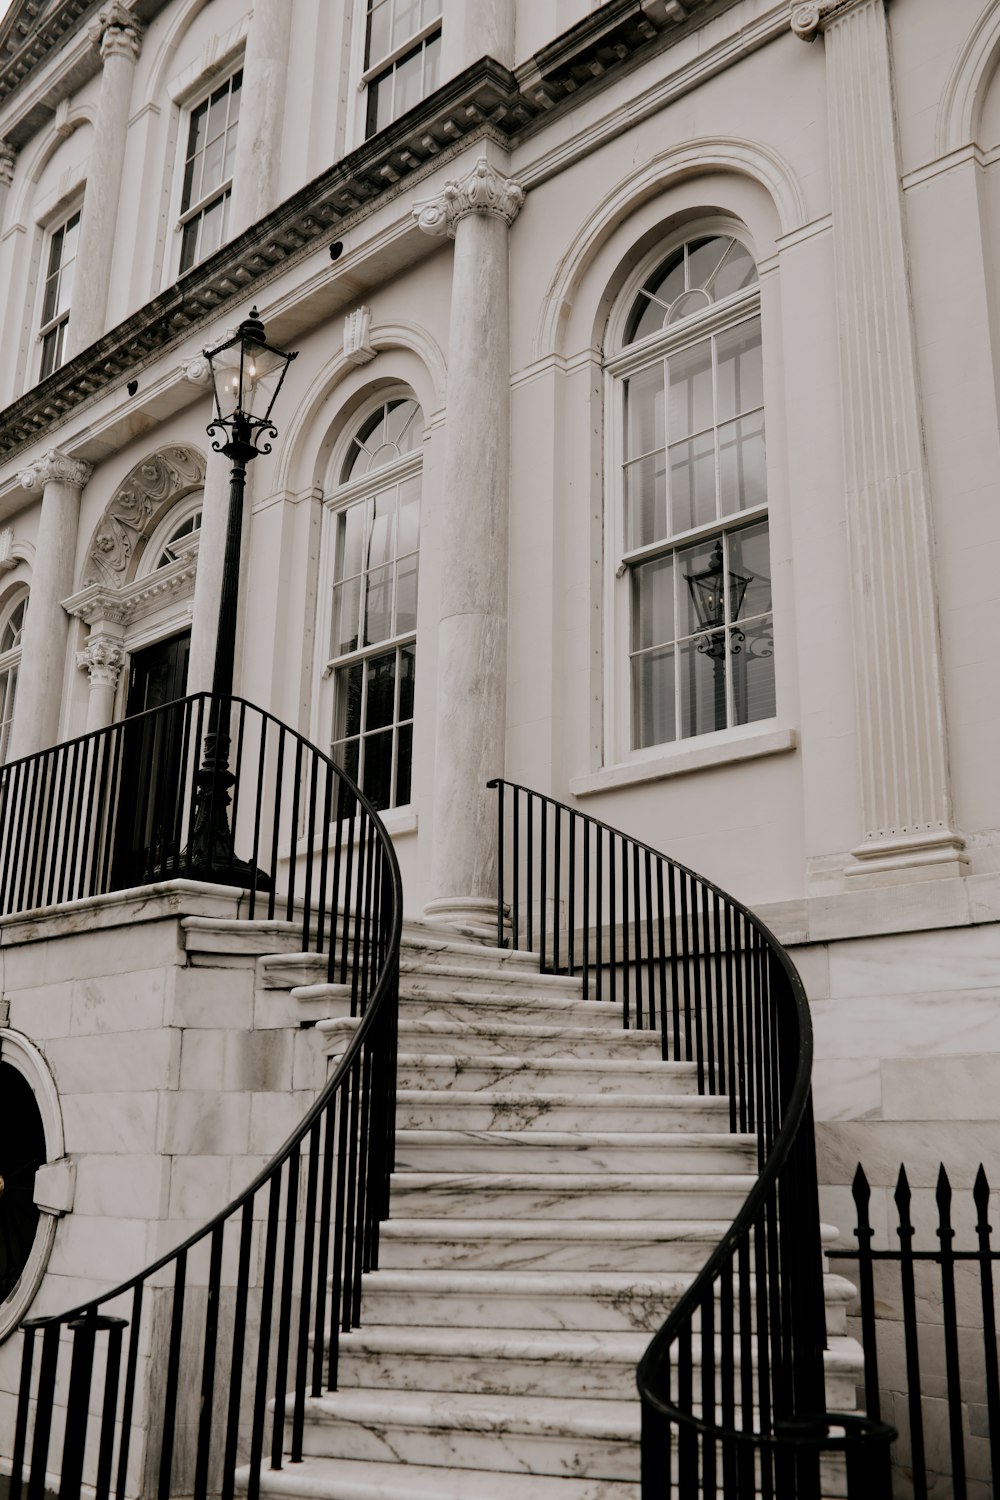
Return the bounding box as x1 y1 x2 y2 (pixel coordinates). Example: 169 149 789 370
291 1030 327 1091
157 1091 251 1157
167 1154 234 1221
41 1029 180 1094
73 1153 170 1220
168 965 254 1029
69 968 167 1034
223 1029 293 1093
61 1091 159 1154
178 1029 228 1091
5 981 72 1037
249 1091 316 1155
47 1213 149 1282
881 1054 1000 1122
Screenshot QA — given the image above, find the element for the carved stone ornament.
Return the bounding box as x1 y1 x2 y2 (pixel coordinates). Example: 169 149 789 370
19 449 93 492
414 157 525 240
89 1 143 60
0 142 16 189
790 0 867 41
76 636 125 690
84 445 206 588
182 355 212 387
344 307 376 366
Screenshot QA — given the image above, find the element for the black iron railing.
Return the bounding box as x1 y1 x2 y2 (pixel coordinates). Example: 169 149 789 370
831 1163 1000 1500
490 779 896 1498
7 694 403 1500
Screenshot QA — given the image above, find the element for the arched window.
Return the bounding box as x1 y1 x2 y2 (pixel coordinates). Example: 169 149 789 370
609 231 774 753
0 589 27 763
325 397 422 810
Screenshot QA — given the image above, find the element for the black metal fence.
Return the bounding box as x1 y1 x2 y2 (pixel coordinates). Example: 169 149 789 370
490 779 896 1497
6 693 403 1500
831 1164 1000 1499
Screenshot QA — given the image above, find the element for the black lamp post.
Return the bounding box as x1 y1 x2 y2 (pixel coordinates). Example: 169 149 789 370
188 307 297 883
685 539 752 731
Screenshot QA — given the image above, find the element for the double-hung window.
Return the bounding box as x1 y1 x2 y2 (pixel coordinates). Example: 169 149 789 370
610 234 775 754
326 398 422 811
38 209 79 379
179 69 241 273
364 0 441 138
0 590 27 763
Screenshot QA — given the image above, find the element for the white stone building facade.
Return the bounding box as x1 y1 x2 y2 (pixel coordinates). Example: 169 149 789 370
1 0 1000 1479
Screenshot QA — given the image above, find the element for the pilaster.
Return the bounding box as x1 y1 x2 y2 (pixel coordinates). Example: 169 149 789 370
795 0 966 881
414 156 524 936
229 0 292 235
13 450 93 758
440 0 514 77
65 1 143 359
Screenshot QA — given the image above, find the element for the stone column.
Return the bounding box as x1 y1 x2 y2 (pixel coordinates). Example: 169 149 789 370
440 0 514 76
0 141 16 231
229 0 292 235
414 156 524 935
76 632 126 732
12 451 93 758
65 1 142 360
793 0 966 881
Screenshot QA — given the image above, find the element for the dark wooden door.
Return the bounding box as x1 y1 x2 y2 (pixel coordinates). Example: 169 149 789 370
112 631 191 887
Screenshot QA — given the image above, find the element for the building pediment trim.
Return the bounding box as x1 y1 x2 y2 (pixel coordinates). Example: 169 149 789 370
63 554 197 629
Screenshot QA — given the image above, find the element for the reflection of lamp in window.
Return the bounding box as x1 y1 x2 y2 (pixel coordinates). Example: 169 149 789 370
684 539 752 729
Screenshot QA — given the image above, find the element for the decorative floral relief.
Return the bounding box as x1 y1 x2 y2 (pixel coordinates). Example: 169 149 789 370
83 447 205 588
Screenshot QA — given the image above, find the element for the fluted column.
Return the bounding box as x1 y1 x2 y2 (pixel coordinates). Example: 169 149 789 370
229 0 291 234
793 0 966 880
13 451 93 758
76 632 126 732
440 0 514 76
414 156 524 935
66 1 142 360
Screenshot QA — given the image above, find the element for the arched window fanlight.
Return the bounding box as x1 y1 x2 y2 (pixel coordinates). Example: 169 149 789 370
341 398 423 485
624 235 758 346
155 507 202 569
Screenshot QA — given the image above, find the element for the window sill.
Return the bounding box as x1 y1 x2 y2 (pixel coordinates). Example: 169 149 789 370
569 725 797 795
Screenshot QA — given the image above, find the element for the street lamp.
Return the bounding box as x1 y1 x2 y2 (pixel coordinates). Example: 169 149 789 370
188 307 297 884
684 539 752 731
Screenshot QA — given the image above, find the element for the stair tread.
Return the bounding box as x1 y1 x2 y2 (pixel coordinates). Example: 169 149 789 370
360 1268 696 1295
304 1388 642 1439
393 1128 754 1147
245 1455 639 1499
396 1089 721 1104
389 1171 756 1190
381 1218 733 1238
389 1054 697 1072
319 1016 658 1044
340 1327 651 1359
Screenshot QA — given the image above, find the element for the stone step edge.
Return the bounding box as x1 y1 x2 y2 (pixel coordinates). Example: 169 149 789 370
238 1455 642 1500
362 1049 697 1076
387 1170 758 1192
378 1217 734 1240
394 1088 729 1108
392 1127 757 1149
300 1388 642 1441
313 1015 664 1047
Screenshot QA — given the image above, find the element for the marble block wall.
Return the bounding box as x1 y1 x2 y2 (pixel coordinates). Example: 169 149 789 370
0 884 327 1491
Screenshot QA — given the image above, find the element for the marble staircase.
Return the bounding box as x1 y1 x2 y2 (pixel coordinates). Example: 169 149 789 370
243 924 861 1500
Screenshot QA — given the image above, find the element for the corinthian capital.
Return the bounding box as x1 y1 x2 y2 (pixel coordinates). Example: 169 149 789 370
89 1 143 60
77 636 126 690
414 157 525 240
791 0 870 41
20 450 94 492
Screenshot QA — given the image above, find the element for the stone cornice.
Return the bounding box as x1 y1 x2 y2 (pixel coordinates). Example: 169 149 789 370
414 157 525 237
0 1 731 466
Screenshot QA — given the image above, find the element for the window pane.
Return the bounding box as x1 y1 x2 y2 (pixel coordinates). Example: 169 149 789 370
398 475 420 555
368 0 391 65
718 412 765 514
396 554 418 635
730 521 772 620
678 537 726 638
686 236 730 293
202 133 225 196
626 365 664 460
372 73 393 135
180 219 200 274
199 193 226 259
732 617 775 724
423 31 440 92
679 634 726 738
712 242 757 301
716 318 762 422
364 564 393 645
336 502 367 583
365 651 397 731
632 557 674 651
392 45 424 119
393 0 421 49
625 452 667 549
368 492 396 570
331 735 360 787
667 339 713 442
632 647 675 749
331 576 362 655
399 644 416 721
396 722 413 804
206 85 230 148
362 728 393 810
334 662 364 741
669 433 715 535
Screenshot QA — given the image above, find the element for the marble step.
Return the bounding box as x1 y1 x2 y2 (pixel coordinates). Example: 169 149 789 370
331 1326 863 1408
398 959 585 1002
376 1217 731 1272
391 1127 757 1175
292 979 633 1031
257 934 548 991
297 1388 642 1481
359 1268 697 1333
387 1170 755 1221
389 1054 700 1095
394 1089 732 1133
357 1267 857 1339
243 1454 640 1499
317 1015 664 1063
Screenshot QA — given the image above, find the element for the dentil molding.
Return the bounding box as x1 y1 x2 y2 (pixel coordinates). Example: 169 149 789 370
791 0 874 41
19 449 93 492
89 1 143 61
414 157 525 239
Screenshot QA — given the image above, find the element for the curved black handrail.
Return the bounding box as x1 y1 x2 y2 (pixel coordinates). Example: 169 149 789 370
489 779 896 1497
6 693 403 1500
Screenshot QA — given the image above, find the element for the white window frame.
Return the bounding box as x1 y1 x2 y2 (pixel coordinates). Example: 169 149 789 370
173 64 242 276
36 203 81 382
0 587 28 764
351 0 443 145
317 395 424 814
604 224 776 769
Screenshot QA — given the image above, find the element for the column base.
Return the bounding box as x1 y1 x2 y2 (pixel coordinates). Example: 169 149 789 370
845 828 968 885
422 896 503 946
